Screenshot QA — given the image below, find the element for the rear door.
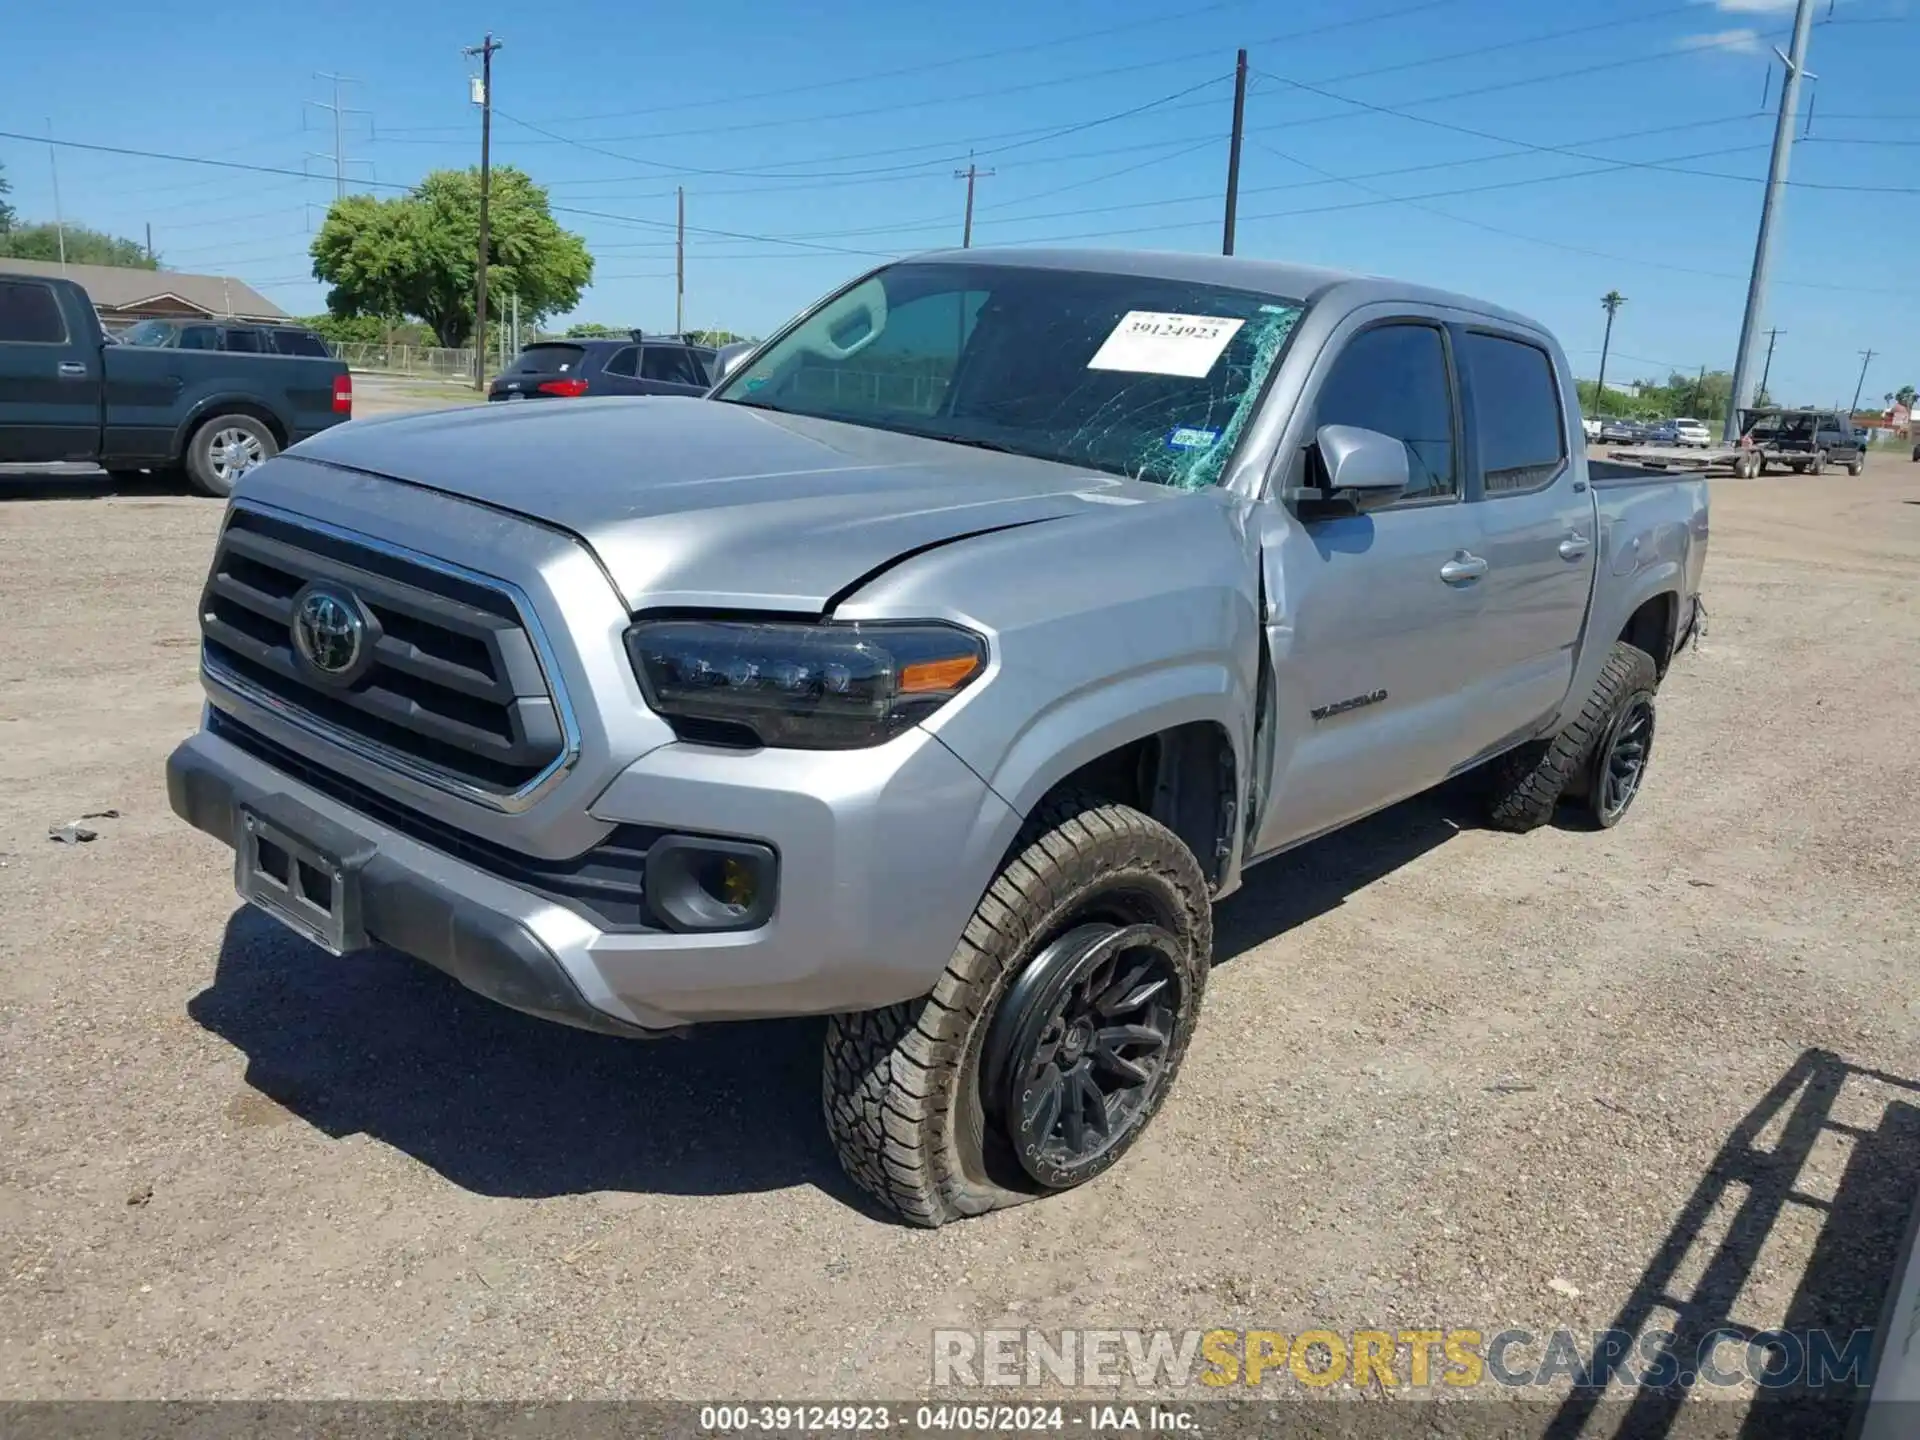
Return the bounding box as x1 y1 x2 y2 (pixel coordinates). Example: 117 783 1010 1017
1456 326 1596 747
0 276 100 463
1253 312 1491 852
597 344 643 395
636 344 711 396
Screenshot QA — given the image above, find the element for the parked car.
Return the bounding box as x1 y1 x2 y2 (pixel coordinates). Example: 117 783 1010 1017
1739 407 1867 476
167 247 1708 1227
1581 415 1601 442
114 318 334 358
0 271 351 495
1598 417 1644 445
1669 417 1712 448
488 334 717 402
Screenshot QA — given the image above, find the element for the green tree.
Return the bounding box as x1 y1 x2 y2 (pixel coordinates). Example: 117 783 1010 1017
298 312 432 347
563 322 625 338
0 160 15 234
1897 385 1917 409
0 221 155 268
310 166 592 348
684 328 750 346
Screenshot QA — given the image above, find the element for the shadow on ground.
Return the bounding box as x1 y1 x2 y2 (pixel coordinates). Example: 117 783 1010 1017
1543 1048 1920 1440
189 906 879 1213
0 465 187 502
1214 777 1477 965
185 776 1579 1214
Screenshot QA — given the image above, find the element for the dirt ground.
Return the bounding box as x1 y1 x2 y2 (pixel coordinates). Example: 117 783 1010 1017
2 447 1918 1428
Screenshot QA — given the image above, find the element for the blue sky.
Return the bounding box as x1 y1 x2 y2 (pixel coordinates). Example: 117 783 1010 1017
3 0 1915 407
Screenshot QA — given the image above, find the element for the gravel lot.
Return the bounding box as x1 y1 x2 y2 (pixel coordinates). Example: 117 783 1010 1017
2 451 1918 1426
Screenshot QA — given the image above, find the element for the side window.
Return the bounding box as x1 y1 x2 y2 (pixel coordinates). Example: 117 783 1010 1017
0 280 69 344
1461 331 1566 494
602 346 639 377
640 346 705 385
223 328 264 353
178 326 219 350
1313 322 1456 500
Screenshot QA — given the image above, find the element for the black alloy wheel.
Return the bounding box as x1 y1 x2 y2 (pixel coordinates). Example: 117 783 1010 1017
1591 691 1656 828
983 922 1186 1191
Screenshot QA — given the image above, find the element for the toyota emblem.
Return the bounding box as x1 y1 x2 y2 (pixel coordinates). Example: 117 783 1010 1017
292 586 368 680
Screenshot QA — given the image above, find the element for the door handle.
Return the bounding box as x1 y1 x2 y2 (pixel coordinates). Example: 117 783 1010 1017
1440 552 1489 585
1558 533 1591 560
57 361 88 378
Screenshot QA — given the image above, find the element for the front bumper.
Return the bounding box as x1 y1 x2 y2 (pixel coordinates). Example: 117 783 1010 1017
168 721 1020 1035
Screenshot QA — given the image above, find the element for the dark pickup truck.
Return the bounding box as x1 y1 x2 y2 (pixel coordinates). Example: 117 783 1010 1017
0 272 352 496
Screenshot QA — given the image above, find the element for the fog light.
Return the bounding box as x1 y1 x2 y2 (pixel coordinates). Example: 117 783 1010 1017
644 836 777 932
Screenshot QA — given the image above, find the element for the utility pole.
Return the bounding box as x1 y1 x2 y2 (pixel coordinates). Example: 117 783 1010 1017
953 152 994 248
1223 48 1248 256
306 74 370 202
1723 0 1819 441
1594 290 1625 417
1851 349 1876 414
1759 327 1784 402
45 120 66 270
675 186 685 333
510 292 519 363
144 222 153 264
464 34 502 391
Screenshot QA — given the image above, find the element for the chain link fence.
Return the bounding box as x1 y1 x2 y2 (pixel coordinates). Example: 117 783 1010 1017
330 342 481 381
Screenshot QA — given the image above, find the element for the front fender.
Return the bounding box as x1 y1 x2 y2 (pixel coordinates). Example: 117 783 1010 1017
837 486 1263 841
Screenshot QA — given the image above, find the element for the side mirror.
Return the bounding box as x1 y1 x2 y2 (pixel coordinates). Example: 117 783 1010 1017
713 342 755 381
1299 424 1409 515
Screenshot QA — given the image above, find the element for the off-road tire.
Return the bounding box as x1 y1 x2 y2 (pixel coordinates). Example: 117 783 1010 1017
1480 641 1660 833
1808 449 1827 477
822 794 1211 1228
1847 454 1865 477
184 413 277 499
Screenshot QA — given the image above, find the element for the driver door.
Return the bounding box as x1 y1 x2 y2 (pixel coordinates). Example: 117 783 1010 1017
1251 312 1491 855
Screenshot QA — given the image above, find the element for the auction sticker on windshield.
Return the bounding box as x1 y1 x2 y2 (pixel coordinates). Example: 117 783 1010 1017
1087 311 1245 378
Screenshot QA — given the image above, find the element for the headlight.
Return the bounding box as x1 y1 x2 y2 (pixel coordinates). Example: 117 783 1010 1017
624 618 987 749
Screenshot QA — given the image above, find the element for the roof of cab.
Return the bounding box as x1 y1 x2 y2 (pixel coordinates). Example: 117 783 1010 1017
906 245 1551 337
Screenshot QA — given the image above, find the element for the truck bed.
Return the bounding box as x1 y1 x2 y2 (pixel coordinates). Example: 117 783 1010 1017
1590 456 1724 483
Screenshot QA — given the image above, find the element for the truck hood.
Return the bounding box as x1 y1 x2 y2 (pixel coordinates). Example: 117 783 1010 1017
288 396 1154 612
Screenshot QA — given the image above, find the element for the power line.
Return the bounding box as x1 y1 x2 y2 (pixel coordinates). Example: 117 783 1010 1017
475 1 1712 155
1248 65 1920 194
379 0 1463 136
491 73 1231 182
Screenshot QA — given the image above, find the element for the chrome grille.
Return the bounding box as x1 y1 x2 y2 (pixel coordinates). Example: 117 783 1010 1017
199 508 568 801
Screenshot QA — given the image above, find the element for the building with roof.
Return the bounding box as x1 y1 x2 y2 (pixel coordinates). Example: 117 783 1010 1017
0 256 288 331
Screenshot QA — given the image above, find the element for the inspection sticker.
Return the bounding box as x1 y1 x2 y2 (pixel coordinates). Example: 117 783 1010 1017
1087 311 1244 378
1168 426 1220 449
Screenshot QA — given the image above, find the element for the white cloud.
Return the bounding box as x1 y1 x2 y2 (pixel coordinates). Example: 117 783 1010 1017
1706 0 1796 14
1678 27 1765 53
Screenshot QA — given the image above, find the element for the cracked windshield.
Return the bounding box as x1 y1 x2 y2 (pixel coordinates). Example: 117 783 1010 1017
714 262 1304 489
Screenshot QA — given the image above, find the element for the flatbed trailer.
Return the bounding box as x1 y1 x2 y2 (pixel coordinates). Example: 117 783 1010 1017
1608 445 1758 477
1609 443 1843 479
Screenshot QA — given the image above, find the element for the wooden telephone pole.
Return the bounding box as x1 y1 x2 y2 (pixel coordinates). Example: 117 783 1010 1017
464 33 503 391
954 153 994 248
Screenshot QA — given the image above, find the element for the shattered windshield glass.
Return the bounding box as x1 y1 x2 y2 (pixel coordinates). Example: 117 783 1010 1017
713 261 1305 490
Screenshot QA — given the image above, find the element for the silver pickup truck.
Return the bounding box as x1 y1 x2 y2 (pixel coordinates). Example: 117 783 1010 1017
167 248 1707 1226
